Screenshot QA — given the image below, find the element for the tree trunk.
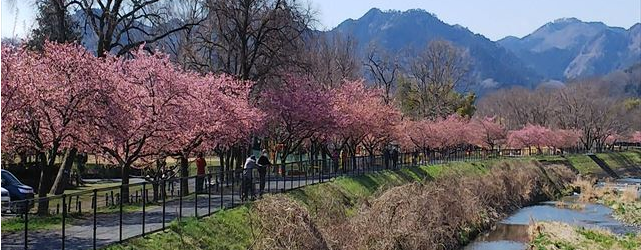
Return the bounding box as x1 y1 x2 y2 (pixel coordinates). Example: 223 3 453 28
50 148 77 195
180 156 189 196
227 149 234 183
152 159 163 202
219 151 226 183
36 152 50 215
18 152 27 166
121 163 130 203
367 148 375 168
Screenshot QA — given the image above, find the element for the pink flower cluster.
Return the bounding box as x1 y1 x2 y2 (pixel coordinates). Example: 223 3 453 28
1 42 260 166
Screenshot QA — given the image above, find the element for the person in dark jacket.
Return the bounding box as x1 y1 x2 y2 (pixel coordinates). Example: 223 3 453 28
257 150 271 195
391 147 399 169
383 147 390 169
242 155 256 201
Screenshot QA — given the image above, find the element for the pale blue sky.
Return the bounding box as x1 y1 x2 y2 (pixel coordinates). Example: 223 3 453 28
2 0 640 40
310 0 641 40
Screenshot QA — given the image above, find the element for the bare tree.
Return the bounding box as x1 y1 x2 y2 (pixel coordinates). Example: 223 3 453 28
477 86 557 129
70 0 204 57
364 43 398 104
408 40 471 118
305 33 360 89
556 80 629 151
182 0 313 86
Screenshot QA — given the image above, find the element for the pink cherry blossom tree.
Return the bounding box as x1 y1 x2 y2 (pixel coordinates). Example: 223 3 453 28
330 80 400 167
507 124 552 154
164 73 262 194
631 131 641 143
90 48 192 203
547 129 581 153
428 114 476 150
261 75 335 171
471 116 507 150
397 119 434 154
1 42 109 214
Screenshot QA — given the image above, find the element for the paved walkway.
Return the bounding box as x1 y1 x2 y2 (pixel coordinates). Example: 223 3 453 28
1 174 336 250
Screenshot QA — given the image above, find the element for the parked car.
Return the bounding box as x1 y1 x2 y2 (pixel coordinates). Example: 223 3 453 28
1 187 9 203
1 186 10 213
1 169 34 213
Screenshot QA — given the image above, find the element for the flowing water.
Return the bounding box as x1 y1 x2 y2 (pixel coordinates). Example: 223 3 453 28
464 178 641 250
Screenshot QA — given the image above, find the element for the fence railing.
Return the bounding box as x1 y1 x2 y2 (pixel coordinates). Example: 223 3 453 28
1 145 635 250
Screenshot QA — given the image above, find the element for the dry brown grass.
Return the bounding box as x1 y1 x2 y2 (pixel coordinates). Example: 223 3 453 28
555 200 585 210
340 162 575 250
245 162 576 250
575 178 639 204
575 178 598 202
528 222 640 250
621 186 640 203
250 195 328 250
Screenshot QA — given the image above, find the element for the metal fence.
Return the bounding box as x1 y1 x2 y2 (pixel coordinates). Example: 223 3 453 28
0 146 634 250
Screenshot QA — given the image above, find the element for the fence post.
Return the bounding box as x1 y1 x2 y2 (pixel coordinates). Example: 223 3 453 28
220 171 224 209
142 182 146 236
194 176 198 218
289 163 293 190
231 170 235 206
93 189 98 250
119 191 123 243
208 173 212 215
179 178 183 220
305 162 308 186
319 159 322 184
62 194 67 250
162 179 166 230
24 200 28 250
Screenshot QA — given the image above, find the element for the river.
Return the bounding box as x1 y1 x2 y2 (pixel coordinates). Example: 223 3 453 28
464 178 641 250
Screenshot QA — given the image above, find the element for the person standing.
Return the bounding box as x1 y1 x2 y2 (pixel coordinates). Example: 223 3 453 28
391 147 399 169
383 147 390 169
257 150 271 195
242 155 257 201
195 153 206 193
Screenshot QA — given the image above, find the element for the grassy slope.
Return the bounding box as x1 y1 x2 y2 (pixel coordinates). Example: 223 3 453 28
107 151 641 249
107 159 509 250
534 149 641 176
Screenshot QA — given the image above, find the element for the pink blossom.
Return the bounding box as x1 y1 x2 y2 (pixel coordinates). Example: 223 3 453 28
631 131 641 143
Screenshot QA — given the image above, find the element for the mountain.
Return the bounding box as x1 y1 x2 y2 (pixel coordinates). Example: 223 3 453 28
327 8 543 92
498 18 641 80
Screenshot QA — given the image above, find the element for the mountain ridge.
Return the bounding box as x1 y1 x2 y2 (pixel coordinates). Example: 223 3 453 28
326 8 640 86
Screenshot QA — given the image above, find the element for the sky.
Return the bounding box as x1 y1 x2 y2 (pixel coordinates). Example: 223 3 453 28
309 0 641 40
2 0 640 40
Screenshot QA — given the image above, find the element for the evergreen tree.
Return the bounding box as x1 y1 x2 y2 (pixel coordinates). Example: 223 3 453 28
27 0 80 50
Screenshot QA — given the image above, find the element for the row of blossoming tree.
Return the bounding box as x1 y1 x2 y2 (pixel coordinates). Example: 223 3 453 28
2 42 641 214
1 43 262 213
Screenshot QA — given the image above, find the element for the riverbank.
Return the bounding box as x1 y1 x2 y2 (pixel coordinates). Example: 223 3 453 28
529 222 640 250
106 150 641 249
575 178 641 226
108 158 575 250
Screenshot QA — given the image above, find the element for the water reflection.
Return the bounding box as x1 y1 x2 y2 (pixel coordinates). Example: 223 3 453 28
463 195 639 250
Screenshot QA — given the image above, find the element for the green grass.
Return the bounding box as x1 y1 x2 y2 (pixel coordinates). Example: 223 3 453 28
533 149 641 176
98 150 641 249
106 158 512 250
107 207 253 250
0 213 82 233
595 150 641 170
